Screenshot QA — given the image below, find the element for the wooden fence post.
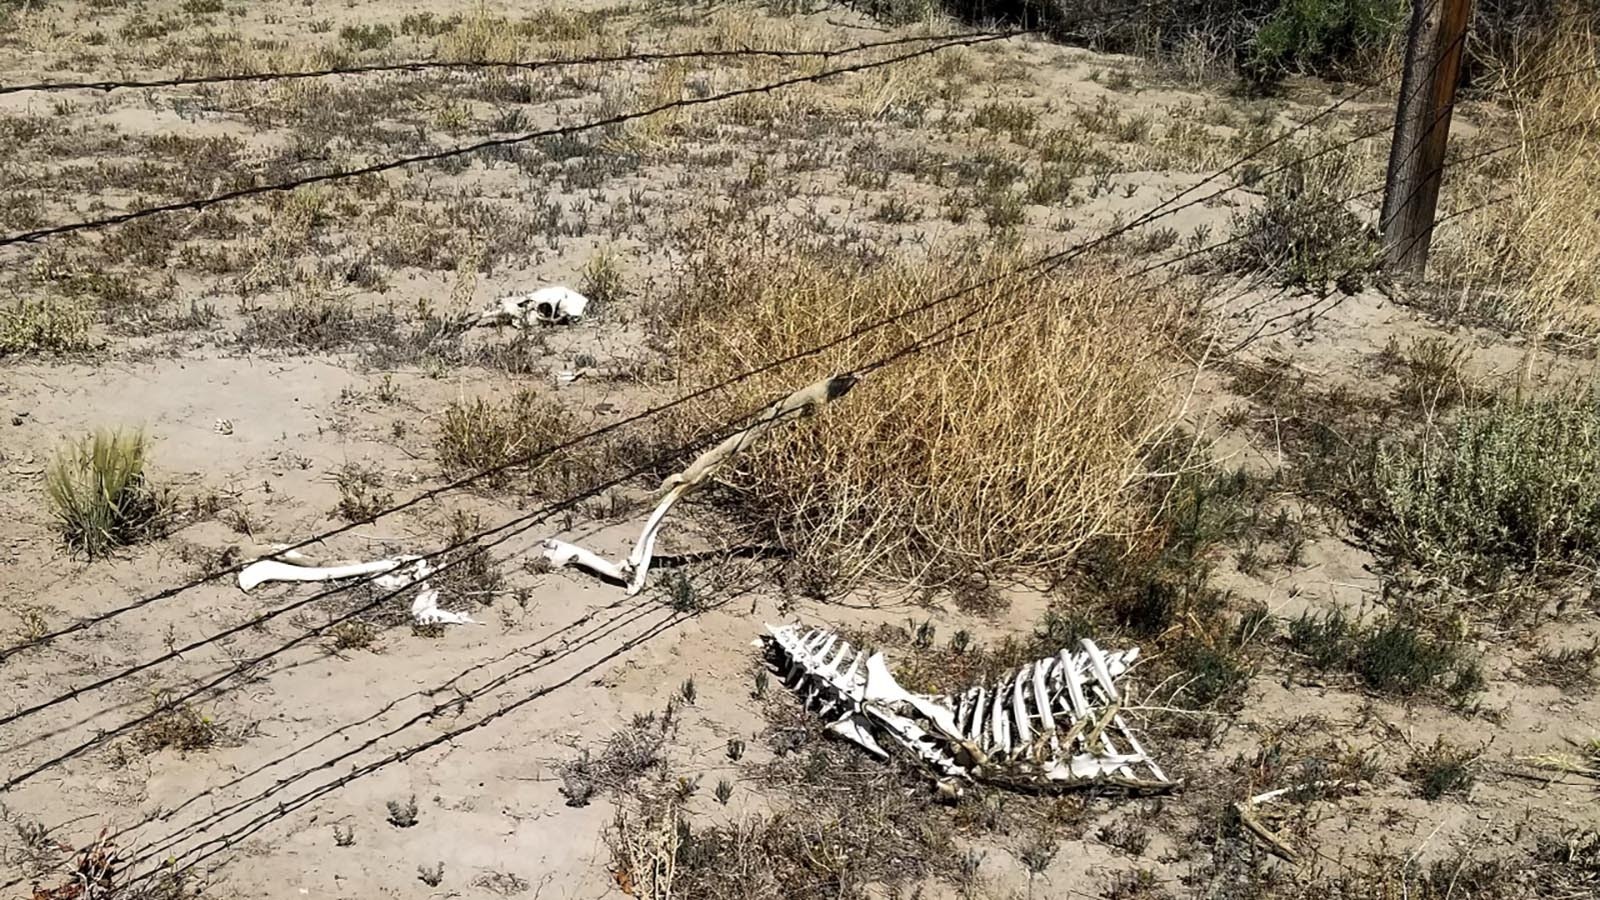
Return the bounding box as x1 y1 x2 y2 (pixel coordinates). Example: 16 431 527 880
1379 0 1474 276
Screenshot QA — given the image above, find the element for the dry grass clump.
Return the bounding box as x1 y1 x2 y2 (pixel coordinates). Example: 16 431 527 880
660 226 1195 584
46 429 166 559
435 389 592 493
1434 23 1600 334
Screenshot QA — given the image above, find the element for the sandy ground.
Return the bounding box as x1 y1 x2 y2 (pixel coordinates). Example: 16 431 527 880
1 2 1597 899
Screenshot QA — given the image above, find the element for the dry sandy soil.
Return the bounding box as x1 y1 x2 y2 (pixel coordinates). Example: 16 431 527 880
1 1 1597 899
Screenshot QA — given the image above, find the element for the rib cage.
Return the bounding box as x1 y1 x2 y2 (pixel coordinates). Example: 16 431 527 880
760 623 1171 792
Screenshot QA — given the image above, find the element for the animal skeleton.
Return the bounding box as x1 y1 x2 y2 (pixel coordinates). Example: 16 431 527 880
237 548 476 626
468 286 589 328
759 623 1172 794
542 372 859 595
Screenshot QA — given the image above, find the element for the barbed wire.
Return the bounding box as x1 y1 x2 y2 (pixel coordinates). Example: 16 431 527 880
0 28 1020 96
5 9 1594 882
10 0 1574 691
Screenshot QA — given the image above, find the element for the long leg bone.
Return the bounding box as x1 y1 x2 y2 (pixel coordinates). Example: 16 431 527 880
238 552 476 626
544 372 859 595
759 622 1173 793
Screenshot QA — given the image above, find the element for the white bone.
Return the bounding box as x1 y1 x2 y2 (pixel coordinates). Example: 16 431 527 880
238 553 476 626
542 373 859 595
238 558 406 592
472 286 589 328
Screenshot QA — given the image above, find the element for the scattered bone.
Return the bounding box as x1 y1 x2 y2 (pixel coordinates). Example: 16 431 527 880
542 372 859 595
1231 780 1358 862
468 286 589 329
759 623 1173 794
237 550 476 626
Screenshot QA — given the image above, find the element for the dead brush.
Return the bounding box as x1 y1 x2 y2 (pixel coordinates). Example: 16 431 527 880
658 224 1196 586
1433 21 1600 335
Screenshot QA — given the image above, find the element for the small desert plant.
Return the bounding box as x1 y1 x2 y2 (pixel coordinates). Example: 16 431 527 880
329 621 378 651
1405 737 1477 800
332 463 393 523
387 795 419 827
1287 609 1481 700
580 247 628 310
340 23 395 51
1215 148 1378 291
134 701 218 754
46 429 165 558
1527 640 1599 688
1 297 95 356
417 861 445 886
435 390 577 489
713 778 734 805
333 823 356 846
558 715 668 808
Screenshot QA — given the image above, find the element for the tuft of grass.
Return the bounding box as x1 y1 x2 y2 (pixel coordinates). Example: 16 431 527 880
46 429 165 559
580 248 629 311
134 702 218 754
1354 394 1600 586
329 621 378 651
1287 609 1481 700
559 713 669 808
660 227 1194 585
1434 21 1600 334
332 463 392 523
1526 640 1598 689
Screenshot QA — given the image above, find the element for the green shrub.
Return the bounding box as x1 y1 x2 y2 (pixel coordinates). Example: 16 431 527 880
1288 609 1482 700
1245 0 1405 84
1358 395 1600 583
46 430 165 558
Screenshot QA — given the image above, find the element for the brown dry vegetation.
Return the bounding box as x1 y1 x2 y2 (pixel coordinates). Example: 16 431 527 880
662 226 1199 584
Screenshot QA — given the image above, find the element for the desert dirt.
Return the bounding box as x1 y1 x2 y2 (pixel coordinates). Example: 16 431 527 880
1 1 1598 899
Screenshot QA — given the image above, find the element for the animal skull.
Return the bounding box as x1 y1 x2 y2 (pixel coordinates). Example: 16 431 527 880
472 286 589 328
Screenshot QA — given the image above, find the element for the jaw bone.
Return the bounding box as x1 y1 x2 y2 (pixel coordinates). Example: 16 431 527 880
759 623 1173 794
541 372 860 596
237 552 477 626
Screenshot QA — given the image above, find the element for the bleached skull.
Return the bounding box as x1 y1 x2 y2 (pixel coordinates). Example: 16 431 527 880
526 286 588 324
